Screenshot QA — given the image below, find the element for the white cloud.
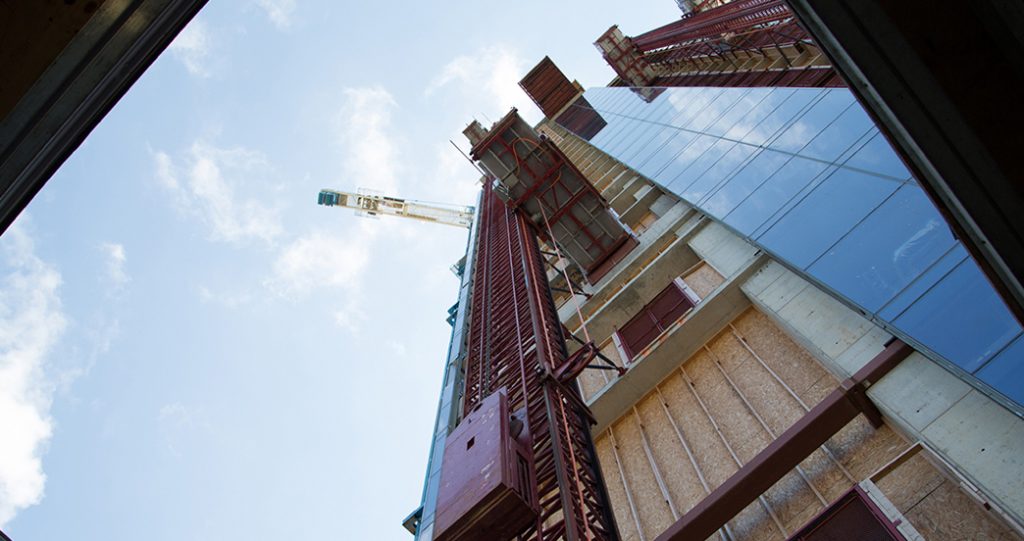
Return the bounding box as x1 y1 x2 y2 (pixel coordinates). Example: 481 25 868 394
335 87 401 194
388 341 407 357
425 45 541 124
169 20 212 77
155 142 283 245
255 0 297 29
261 85 409 309
0 223 66 527
332 301 366 335
100 242 129 291
264 230 371 299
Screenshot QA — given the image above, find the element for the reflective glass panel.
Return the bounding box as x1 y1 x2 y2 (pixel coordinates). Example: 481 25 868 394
808 184 958 312
758 167 900 268
978 336 1024 406
560 85 1024 410
769 89 854 154
895 258 1020 372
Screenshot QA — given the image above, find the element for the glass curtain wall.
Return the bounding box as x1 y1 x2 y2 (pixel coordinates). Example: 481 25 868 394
556 86 1023 409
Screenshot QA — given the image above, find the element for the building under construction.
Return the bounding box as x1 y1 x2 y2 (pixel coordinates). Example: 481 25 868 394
0 2 1021 541
404 2 1024 541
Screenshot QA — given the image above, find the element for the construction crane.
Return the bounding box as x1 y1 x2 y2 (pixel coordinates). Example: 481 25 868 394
317 188 474 229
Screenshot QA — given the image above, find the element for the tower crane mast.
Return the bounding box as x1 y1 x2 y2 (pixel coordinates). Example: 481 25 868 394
317 189 474 229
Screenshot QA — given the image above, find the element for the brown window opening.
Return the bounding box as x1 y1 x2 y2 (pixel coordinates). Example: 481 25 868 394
615 278 696 362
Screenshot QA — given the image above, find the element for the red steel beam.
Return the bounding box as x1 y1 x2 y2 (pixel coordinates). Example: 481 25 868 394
633 0 791 52
654 339 914 541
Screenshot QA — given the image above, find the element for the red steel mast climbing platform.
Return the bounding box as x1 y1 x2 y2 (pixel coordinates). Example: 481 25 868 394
433 107 631 539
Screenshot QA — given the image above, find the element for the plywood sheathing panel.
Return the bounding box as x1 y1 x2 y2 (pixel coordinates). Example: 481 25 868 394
874 452 946 512
595 435 642 541
686 358 768 466
635 395 706 516
592 304 935 540
872 452 1024 541
797 448 852 503
731 308 834 405
682 262 725 299
800 373 838 407
682 348 723 398
758 469 819 533
714 333 805 436
728 499 782 541
903 480 1023 541
612 415 676 539
705 331 829 532
659 373 738 489
827 419 910 481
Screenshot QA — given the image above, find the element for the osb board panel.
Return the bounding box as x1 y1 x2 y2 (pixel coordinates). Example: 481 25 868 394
874 452 945 512
731 308 835 405
729 499 783 541
708 331 806 435
595 435 642 541
801 372 838 406
797 448 852 504
686 351 771 465
761 469 822 533
592 304 930 540
611 416 676 539
635 393 708 515
826 418 910 481
903 480 1022 541
707 327 756 374
684 347 728 396
659 373 739 488
683 262 725 299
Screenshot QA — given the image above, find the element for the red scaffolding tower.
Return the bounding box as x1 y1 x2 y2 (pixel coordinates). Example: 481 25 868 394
597 0 843 89
433 172 622 540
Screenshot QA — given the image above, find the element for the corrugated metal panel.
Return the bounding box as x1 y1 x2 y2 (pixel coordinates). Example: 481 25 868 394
519 56 579 118
554 96 607 140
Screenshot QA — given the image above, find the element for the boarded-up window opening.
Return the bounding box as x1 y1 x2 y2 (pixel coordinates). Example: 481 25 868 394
615 278 695 363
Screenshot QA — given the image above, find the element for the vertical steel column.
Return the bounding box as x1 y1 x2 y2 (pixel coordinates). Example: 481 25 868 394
461 182 619 540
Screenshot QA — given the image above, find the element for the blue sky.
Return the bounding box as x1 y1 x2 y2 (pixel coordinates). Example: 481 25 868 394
0 1 679 539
